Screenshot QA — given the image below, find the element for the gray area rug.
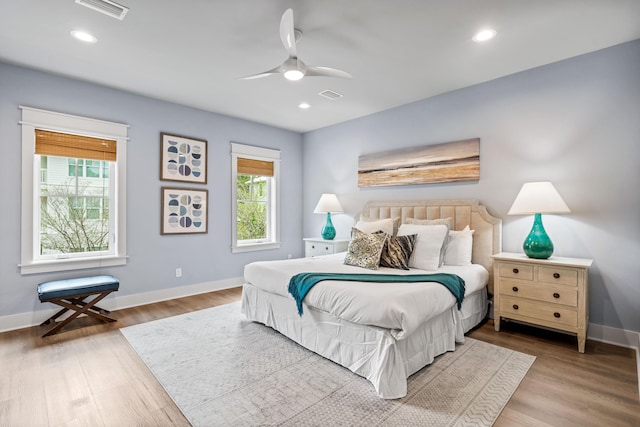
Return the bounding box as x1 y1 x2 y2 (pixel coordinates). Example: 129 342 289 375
121 302 535 426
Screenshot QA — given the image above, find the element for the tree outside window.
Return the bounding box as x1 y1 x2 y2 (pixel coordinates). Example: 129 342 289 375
40 155 110 256
236 174 268 241
230 142 280 253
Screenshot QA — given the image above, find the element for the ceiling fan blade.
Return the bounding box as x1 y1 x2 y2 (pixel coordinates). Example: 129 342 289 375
305 65 352 79
279 8 297 57
239 65 283 80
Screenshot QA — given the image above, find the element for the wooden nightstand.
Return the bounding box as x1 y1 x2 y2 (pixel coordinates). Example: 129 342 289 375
304 238 349 257
492 252 593 353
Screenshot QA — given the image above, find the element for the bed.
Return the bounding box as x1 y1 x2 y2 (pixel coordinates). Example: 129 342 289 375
241 199 502 398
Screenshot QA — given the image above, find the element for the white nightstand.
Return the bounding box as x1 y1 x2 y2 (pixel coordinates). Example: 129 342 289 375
492 252 593 353
304 237 350 257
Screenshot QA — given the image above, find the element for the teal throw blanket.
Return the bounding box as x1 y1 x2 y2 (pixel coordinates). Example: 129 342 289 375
287 272 466 316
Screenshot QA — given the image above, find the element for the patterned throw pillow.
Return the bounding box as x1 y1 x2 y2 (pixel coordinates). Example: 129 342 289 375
344 228 388 270
375 232 417 270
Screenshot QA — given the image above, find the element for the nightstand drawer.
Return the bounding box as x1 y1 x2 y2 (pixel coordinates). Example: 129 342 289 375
500 296 577 328
500 281 578 307
304 238 350 257
305 241 334 256
538 266 578 286
498 262 534 281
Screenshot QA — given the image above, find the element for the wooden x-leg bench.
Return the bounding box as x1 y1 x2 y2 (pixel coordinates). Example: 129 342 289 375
38 275 120 337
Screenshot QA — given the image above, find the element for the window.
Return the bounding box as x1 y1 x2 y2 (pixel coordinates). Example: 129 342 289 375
231 142 280 252
20 107 128 274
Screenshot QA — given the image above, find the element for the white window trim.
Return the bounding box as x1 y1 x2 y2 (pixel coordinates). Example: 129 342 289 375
19 106 128 274
231 142 280 253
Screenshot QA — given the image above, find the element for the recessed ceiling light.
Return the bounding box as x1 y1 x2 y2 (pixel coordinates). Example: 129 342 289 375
298 102 310 109
71 30 97 43
472 29 496 42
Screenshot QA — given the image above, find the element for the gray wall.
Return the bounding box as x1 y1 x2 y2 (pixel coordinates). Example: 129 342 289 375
2 40 638 334
0 62 303 319
302 40 640 332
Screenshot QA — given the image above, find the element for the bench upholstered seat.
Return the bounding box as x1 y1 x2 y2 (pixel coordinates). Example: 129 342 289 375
38 275 119 301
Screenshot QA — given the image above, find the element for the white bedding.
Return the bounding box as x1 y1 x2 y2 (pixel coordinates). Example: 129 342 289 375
244 252 488 340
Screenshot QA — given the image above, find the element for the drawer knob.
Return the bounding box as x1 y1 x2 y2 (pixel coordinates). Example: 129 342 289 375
311 245 315 249
512 286 519 292
513 268 519 274
553 273 560 279
325 246 329 250
553 292 560 299
554 312 561 318
512 304 519 310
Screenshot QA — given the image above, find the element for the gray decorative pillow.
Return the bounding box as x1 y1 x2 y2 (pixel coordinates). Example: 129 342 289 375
405 217 452 228
375 232 417 270
344 228 387 270
359 216 401 235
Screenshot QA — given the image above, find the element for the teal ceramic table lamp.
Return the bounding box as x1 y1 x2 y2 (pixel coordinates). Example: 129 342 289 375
508 182 571 259
313 193 343 240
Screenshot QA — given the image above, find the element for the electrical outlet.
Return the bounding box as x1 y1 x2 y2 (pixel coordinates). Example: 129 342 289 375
175 267 182 278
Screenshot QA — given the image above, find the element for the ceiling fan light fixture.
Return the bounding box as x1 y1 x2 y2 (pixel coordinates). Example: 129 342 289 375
284 69 304 81
283 57 305 80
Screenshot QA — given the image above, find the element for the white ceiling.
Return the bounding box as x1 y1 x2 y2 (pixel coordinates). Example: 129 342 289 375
1 1 639 133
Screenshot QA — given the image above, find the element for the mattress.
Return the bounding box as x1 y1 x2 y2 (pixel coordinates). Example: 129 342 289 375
244 252 488 339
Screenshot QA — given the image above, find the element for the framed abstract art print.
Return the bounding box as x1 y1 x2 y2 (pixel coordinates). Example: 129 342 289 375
161 187 208 235
160 133 207 184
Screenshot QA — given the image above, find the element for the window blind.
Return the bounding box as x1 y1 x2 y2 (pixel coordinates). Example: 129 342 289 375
35 129 117 161
237 157 274 177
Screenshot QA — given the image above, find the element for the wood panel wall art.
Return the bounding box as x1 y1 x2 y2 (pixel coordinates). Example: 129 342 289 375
357 138 480 187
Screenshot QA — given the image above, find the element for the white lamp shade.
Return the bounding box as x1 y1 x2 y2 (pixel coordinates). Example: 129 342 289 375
313 193 344 214
508 182 571 215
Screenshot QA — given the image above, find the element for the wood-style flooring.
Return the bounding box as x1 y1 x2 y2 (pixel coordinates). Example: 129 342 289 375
1 287 638 426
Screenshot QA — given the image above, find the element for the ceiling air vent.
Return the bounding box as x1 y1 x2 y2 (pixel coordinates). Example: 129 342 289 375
318 89 344 100
75 0 129 20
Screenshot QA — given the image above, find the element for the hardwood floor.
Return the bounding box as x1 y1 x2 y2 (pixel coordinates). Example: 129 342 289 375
1 287 638 426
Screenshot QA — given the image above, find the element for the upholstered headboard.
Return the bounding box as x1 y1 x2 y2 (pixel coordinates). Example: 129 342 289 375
361 199 502 293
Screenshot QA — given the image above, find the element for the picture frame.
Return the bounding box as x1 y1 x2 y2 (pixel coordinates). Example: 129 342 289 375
160 133 207 184
358 138 480 187
161 187 208 235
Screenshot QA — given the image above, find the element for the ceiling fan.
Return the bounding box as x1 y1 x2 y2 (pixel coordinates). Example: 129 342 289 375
241 8 352 81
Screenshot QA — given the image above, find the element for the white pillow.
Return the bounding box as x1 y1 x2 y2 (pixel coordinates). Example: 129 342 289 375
354 217 395 235
397 224 449 271
444 226 474 266
404 217 452 266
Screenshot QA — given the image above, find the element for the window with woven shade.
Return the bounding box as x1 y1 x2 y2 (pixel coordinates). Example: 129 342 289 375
231 142 280 253
20 107 128 274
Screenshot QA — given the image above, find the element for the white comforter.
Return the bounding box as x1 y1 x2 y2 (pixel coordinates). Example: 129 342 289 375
244 253 488 339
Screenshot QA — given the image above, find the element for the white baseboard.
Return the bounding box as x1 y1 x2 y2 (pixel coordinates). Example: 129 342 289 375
587 322 639 350
0 276 244 334
588 324 640 400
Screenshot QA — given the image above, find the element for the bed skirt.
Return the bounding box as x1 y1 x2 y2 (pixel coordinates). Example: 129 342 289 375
241 283 488 399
